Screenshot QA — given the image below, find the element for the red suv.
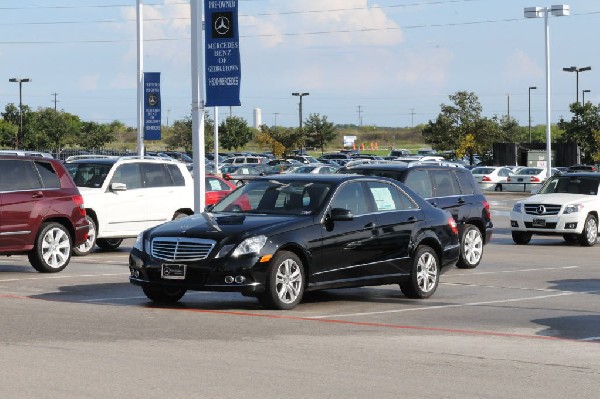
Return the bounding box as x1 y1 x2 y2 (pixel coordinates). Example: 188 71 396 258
0 155 89 272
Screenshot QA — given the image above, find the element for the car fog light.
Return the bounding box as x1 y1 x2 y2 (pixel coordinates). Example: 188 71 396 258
566 222 577 229
225 276 234 284
234 275 246 284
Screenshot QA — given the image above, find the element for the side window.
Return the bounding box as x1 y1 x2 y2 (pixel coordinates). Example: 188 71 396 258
329 182 369 216
431 170 461 197
404 169 433 198
0 160 42 191
366 181 417 211
455 170 476 195
35 161 61 189
206 177 229 191
143 163 172 187
111 163 143 189
166 164 185 186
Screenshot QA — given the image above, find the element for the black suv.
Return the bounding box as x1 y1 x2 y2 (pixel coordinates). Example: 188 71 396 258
338 164 492 269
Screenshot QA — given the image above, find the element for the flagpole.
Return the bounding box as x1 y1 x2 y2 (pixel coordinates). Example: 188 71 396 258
191 0 206 213
136 0 144 156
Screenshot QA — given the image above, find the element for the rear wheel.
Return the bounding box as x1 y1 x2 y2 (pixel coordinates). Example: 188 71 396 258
512 231 532 245
258 251 304 310
142 286 187 303
96 238 123 250
73 215 96 256
456 224 483 269
172 211 189 220
578 214 598 247
400 245 439 299
28 222 72 273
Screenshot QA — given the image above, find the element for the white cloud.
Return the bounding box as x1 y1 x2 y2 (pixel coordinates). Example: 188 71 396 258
79 74 101 91
505 49 543 79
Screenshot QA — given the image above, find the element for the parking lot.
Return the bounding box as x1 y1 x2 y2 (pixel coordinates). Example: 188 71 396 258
1 192 599 398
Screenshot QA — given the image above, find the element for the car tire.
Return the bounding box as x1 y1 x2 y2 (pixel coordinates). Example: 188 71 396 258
28 222 72 273
96 238 123 250
495 184 502 192
400 245 439 299
142 286 187 303
172 211 189 220
578 214 598 247
512 231 532 245
456 224 483 269
257 251 304 310
73 215 96 256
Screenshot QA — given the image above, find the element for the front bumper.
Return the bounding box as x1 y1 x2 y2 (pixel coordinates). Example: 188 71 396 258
128 247 269 295
509 211 584 235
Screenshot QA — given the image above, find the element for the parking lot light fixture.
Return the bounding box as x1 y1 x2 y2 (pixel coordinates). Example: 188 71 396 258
524 4 569 179
562 66 591 104
8 77 32 149
583 89 591 104
292 92 309 153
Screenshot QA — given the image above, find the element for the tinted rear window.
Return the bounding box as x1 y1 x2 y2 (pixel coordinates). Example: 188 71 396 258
35 161 61 189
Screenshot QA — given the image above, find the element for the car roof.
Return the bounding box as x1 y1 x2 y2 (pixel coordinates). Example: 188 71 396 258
254 173 388 184
341 163 462 172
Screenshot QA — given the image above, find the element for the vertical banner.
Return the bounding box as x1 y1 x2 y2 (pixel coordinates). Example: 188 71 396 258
144 72 161 140
204 0 241 106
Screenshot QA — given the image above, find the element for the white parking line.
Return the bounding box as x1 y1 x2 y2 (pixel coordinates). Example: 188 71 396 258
307 291 589 319
448 266 579 276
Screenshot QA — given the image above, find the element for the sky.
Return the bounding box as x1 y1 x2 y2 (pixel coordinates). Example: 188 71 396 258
0 0 599 130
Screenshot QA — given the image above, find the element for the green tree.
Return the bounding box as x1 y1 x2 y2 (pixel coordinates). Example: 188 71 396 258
303 113 336 155
557 102 600 163
258 125 302 156
165 113 214 152
77 121 116 148
219 116 253 150
27 108 81 151
0 119 18 147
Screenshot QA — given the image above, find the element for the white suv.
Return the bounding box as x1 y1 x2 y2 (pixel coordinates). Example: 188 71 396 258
64 156 194 255
510 173 600 246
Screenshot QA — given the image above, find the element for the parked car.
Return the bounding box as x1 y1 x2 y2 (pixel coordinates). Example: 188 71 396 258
0 155 89 272
338 163 492 269
287 155 320 164
470 166 514 191
567 164 597 173
389 149 411 157
0 149 54 158
64 156 194 256
129 174 460 309
505 167 560 192
287 164 339 174
222 156 266 165
205 174 236 205
510 173 600 246
219 164 270 186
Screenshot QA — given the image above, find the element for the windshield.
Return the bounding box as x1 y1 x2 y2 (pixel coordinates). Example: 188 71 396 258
211 180 332 215
539 176 600 195
65 162 114 188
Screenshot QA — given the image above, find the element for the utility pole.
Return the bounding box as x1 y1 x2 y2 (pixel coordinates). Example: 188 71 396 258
166 109 171 127
409 108 415 128
273 112 279 127
51 93 59 112
357 105 363 126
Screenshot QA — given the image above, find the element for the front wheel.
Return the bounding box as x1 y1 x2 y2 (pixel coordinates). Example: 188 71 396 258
456 224 483 269
28 222 72 273
96 238 123 250
73 215 96 256
142 286 187 303
400 245 439 299
258 251 305 310
512 231 532 245
578 214 598 247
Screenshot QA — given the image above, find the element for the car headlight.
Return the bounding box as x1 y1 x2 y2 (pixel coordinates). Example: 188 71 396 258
512 203 522 213
133 232 144 251
563 204 583 214
231 235 267 257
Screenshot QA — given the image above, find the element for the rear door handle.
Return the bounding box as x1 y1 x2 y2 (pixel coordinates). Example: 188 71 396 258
32 191 43 199
364 222 376 229
407 216 417 223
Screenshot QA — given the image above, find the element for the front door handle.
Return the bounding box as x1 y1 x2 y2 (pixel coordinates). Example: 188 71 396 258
364 222 376 229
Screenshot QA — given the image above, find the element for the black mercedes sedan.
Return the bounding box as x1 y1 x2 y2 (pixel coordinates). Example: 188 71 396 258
129 174 460 310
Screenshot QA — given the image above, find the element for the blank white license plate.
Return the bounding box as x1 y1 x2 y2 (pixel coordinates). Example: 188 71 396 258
161 264 186 280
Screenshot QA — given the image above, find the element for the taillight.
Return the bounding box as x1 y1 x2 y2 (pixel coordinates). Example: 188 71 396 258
224 173 232 180
483 200 491 220
530 176 540 182
482 176 492 182
448 217 458 235
73 195 86 216
507 176 512 182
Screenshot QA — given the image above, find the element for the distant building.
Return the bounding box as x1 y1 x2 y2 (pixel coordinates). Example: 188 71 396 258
253 108 262 129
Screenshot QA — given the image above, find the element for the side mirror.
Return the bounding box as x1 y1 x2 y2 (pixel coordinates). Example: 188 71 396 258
110 182 127 191
329 208 354 221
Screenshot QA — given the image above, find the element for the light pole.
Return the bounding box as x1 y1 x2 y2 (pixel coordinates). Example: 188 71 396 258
562 66 591 104
292 92 309 153
583 89 591 104
525 4 569 178
528 86 537 142
9 77 32 149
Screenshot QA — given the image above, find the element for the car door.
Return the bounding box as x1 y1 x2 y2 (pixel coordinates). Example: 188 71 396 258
427 169 465 224
0 159 45 251
142 162 181 228
312 181 380 285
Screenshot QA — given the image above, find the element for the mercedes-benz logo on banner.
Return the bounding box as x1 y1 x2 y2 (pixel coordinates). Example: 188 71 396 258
212 12 234 38
537 205 546 214
147 93 159 107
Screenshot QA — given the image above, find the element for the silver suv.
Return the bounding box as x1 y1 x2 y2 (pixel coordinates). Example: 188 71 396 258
64 156 194 255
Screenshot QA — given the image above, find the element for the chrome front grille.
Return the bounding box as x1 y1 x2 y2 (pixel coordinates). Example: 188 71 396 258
151 237 215 262
524 204 562 215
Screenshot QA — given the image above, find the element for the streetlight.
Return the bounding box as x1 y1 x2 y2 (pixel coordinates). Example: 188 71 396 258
562 66 591 104
583 89 591 104
524 4 569 179
292 92 309 153
528 86 537 142
9 77 32 148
